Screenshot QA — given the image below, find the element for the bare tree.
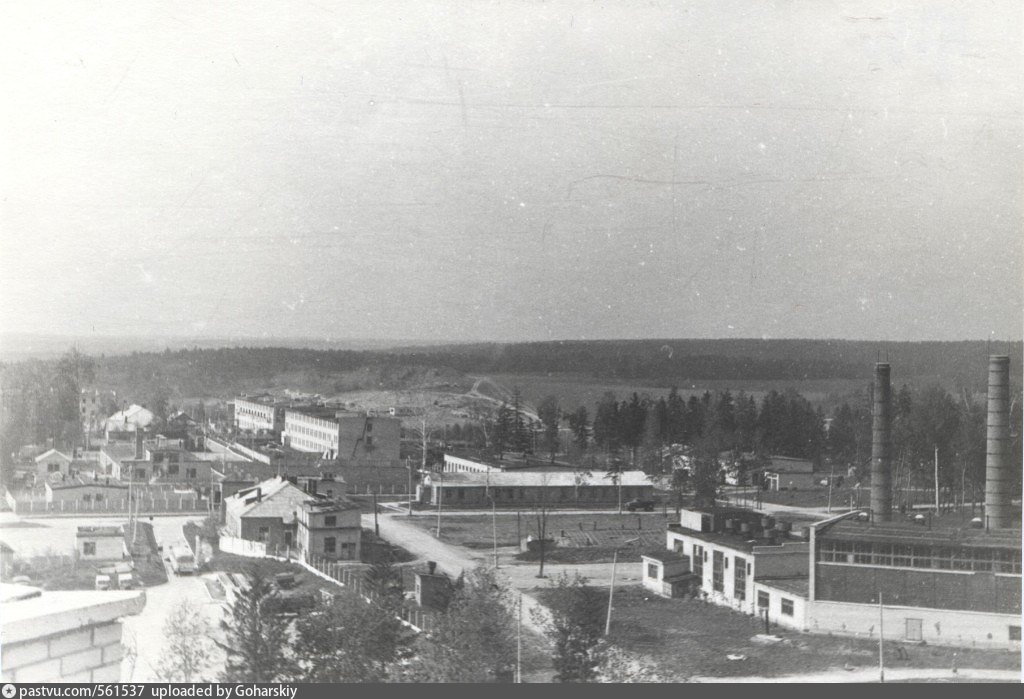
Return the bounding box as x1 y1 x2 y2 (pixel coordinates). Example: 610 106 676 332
155 598 215 682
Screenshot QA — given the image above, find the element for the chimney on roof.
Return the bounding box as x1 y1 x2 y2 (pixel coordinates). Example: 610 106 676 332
427 560 437 575
984 355 1013 529
870 362 893 522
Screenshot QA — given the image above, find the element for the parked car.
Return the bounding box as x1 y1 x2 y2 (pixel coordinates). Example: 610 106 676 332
118 573 136 589
625 498 656 512
94 574 112 591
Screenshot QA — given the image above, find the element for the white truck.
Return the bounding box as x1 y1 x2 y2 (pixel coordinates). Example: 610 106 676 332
167 544 196 575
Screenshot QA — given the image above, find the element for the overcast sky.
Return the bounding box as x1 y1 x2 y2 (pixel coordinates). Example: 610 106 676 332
1 0 1021 343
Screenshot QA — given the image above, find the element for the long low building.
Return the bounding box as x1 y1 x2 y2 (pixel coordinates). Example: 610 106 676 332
419 469 655 506
282 408 401 464
643 506 1022 650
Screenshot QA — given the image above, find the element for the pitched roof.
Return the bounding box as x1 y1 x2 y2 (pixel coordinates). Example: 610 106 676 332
225 476 310 524
34 449 71 464
105 404 154 428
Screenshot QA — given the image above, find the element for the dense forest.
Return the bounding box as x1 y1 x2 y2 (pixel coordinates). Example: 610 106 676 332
2 339 1017 403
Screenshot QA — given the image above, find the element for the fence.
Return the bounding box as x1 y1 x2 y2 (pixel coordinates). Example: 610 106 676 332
302 555 437 633
4 489 207 517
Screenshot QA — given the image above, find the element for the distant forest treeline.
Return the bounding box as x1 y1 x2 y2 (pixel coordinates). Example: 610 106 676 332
2 339 1020 402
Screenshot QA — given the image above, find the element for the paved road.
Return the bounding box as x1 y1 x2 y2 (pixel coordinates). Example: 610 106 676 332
121 517 226 681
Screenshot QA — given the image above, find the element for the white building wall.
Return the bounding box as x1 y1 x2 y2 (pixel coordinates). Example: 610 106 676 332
806 600 1022 650
752 582 809 631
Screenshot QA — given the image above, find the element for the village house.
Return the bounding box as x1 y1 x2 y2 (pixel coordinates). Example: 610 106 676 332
103 404 155 441
223 477 312 551
33 449 73 480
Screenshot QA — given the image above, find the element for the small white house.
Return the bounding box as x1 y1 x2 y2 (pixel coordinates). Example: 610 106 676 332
76 525 125 562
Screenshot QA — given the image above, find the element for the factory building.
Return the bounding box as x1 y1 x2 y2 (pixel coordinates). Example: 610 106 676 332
233 395 287 435
645 357 1022 650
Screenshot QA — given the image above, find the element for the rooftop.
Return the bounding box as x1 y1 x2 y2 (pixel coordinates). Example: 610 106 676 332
821 518 1022 551
48 476 128 490
76 525 124 538
642 550 690 564
428 469 654 488
756 577 810 596
0 583 145 645
302 497 360 513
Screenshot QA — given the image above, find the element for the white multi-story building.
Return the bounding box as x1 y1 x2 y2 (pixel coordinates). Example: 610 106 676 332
283 408 401 464
233 396 286 434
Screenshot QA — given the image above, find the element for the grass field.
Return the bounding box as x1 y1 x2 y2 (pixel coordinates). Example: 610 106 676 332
589 586 1021 680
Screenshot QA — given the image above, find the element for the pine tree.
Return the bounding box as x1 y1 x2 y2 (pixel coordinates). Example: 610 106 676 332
512 387 529 454
494 402 513 459
537 395 561 462
218 565 296 682
567 406 589 450
405 567 517 682
535 573 606 683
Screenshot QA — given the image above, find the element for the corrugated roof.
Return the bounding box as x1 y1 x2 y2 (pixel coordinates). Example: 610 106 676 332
427 470 654 488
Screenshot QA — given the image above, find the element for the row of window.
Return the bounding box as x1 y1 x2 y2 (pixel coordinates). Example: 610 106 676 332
818 540 1022 574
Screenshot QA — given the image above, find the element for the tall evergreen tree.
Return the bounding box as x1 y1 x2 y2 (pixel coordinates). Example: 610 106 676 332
218 566 296 682
536 573 607 683
567 406 589 450
537 395 561 462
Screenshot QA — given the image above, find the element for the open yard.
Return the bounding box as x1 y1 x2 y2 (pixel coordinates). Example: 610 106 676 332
409 511 672 563
594 586 1022 680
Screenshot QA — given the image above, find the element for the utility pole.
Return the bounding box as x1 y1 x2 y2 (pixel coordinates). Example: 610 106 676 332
407 457 413 516
435 474 443 537
492 497 499 569
372 491 379 537
934 445 940 513
827 461 835 514
605 549 618 636
878 592 885 683
516 592 523 683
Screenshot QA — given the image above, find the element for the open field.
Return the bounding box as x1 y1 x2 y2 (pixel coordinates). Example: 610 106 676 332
585 586 1022 680
408 511 671 563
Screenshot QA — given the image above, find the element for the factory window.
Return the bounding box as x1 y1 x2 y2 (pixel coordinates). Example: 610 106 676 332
83 542 96 556
258 527 269 541
83 494 92 503
186 468 197 479
734 556 747 601
457 488 464 500
692 545 704 578
873 543 893 566
167 464 179 475
672 540 684 554
1010 626 1021 641
94 494 103 502
905 618 923 642
757 590 769 609
910 545 932 569
781 598 794 617
647 563 659 580
325 515 336 527
892 545 912 567
712 551 725 593
933 546 953 570
324 537 336 554
854 542 874 564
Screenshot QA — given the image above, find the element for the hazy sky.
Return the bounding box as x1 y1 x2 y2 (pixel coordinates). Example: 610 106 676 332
2 1 1021 343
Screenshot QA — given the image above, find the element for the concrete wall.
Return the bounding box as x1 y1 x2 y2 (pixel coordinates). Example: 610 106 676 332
433 483 653 506
239 517 294 550
300 526 360 560
806 599 1022 650
47 484 128 504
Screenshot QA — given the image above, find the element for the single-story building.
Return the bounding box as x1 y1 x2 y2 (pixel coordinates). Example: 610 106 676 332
33 449 72 480
641 550 695 598
419 469 655 507
76 526 125 562
45 477 128 506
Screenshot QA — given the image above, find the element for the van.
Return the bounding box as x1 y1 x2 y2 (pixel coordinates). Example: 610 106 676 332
168 544 196 575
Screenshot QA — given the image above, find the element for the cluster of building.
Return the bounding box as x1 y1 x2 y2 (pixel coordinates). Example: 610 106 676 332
232 395 401 464
642 356 1022 650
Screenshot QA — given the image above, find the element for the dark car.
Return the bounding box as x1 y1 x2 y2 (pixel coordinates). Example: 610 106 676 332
625 498 656 512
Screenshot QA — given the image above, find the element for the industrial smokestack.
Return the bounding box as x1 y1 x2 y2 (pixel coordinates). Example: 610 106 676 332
984 355 1012 529
870 363 893 522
